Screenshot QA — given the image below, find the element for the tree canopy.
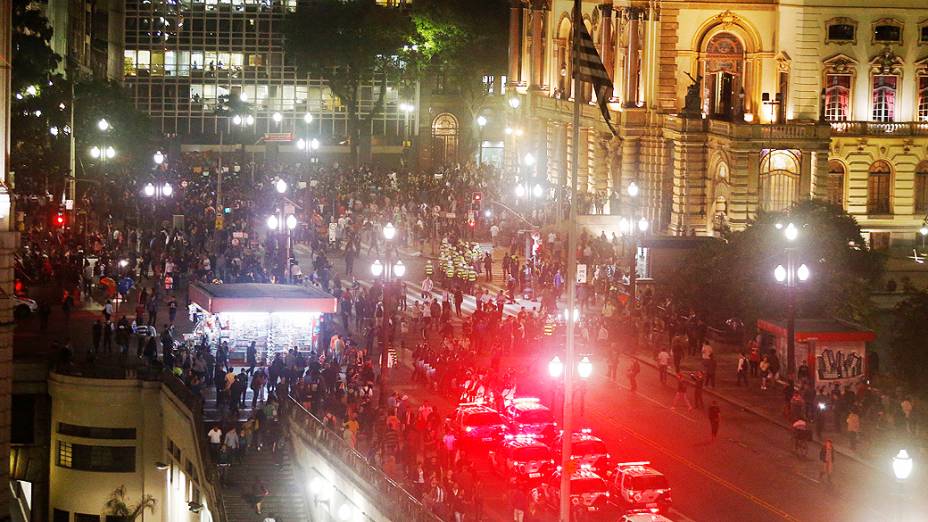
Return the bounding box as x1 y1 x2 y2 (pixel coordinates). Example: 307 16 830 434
667 200 883 330
891 290 928 388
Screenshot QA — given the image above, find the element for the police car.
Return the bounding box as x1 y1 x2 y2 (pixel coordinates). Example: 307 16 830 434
489 435 554 484
504 397 557 441
608 461 672 514
453 403 508 449
543 467 611 512
553 429 611 475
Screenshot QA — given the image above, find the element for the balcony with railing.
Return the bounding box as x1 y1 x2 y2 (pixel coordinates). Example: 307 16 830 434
829 121 928 137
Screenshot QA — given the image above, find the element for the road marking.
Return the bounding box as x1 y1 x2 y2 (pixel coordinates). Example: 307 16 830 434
603 376 698 424
668 507 698 522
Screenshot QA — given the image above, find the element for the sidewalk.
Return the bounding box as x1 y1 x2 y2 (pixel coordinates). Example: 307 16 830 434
627 348 926 475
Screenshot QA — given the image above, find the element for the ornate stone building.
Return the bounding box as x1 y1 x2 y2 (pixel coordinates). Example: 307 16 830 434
511 0 928 248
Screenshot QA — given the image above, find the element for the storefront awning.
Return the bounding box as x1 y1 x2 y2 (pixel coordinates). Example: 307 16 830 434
757 318 875 343
189 283 337 314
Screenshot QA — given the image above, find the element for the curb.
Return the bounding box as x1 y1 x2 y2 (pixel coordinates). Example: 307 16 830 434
625 352 882 473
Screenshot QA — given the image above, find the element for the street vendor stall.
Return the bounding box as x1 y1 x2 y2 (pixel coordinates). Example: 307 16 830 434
757 318 875 388
188 283 337 364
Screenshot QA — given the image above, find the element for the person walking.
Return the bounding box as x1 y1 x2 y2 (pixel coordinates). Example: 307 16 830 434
693 372 705 410
703 353 717 388
846 409 861 451
250 478 270 514
736 352 749 386
759 356 771 390
819 439 835 485
657 348 671 385
671 373 693 410
708 400 721 441
607 349 619 381
92 320 103 353
627 358 641 392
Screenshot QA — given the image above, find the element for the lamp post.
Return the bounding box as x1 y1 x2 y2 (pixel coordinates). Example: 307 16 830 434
476 115 487 166
548 355 563 422
372 222 405 392
892 449 913 521
774 222 809 379
267 211 298 283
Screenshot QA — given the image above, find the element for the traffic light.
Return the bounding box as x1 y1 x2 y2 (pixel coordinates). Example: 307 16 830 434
53 209 66 228
472 192 482 203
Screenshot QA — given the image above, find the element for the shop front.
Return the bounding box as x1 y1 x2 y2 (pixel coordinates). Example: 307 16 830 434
188 283 337 364
757 318 874 389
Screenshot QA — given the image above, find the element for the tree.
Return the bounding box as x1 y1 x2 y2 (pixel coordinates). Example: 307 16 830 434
412 0 509 152
103 485 157 522
891 291 928 388
284 0 415 165
667 200 883 330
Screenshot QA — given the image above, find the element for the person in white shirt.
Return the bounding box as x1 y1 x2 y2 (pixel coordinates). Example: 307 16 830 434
656 349 671 385
207 426 222 461
421 276 434 298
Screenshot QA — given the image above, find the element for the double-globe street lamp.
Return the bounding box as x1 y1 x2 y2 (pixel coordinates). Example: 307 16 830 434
371 222 406 392
143 151 174 200
773 222 810 378
267 211 298 283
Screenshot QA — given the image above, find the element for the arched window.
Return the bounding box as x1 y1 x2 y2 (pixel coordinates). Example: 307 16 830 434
431 113 459 166
872 75 897 122
915 161 928 214
760 149 801 211
555 18 572 98
867 160 892 214
703 32 745 120
826 160 845 208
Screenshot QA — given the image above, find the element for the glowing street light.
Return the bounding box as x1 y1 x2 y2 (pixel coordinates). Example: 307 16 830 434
105 146 116 159
523 153 536 167
921 225 928 236
393 260 406 278
153 151 165 165
638 217 649 233
577 356 593 379
162 183 173 197
399 102 414 113
563 307 580 323
627 181 640 197
266 214 279 230
548 355 564 379
784 222 799 241
143 183 156 197
97 118 110 132
893 449 913 481
370 259 384 277
515 185 526 198
476 115 487 127
532 184 544 198
90 146 101 159
245 114 255 126
774 264 787 282
275 178 288 194
272 112 283 123
797 263 810 282
286 214 298 230
304 112 314 124
232 114 242 125
310 138 320 150
383 222 396 240
297 138 307 150
508 96 521 109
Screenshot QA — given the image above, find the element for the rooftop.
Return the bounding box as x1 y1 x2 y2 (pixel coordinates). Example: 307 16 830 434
189 283 337 313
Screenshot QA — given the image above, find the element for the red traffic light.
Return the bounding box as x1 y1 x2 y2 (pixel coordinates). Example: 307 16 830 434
472 192 482 202
54 212 66 227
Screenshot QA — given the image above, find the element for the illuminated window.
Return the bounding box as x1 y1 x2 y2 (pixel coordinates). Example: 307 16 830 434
124 50 137 76
918 77 928 121
867 160 892 214
871 75 897 122
824 74 851 121
57 441 72 468
760 150 801 212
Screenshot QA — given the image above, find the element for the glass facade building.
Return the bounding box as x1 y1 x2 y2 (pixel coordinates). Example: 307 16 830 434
123 0 408 144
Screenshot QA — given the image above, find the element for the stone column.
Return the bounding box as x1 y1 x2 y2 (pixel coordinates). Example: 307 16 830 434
578 127 591 194
0 0 14 518
600 2 614 79
623 9 641 107
799 148 813 200
531 3 546 89
508 0 523 86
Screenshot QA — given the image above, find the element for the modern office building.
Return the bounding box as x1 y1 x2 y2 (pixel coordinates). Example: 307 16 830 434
121 0 411 159
45 0 125 80
512 0 928 248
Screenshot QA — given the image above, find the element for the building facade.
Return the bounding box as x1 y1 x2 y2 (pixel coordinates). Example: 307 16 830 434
512 0 928 248
46 0 125 81
122 0 409 157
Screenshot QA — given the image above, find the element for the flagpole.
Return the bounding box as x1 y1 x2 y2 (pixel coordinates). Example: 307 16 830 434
559 0 581 519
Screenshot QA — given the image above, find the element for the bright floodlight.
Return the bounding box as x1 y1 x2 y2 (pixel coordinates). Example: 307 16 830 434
105 146 116 159
532 184 543 198
143 183 156 197
153 151 165 165
515 185 526 198
371 259 384 277
577 356 593 379
774 264 787 282
275 178 288 194
393 260 406 278
797 263 810 282
310 138 320 150
893 449 914 481
97 118 110 131
476 115 487 127
304 113 313 124
119 259 129 268
638 217 649 232
383 222 396 240
286 214 297 230
784 222 799 241
272 112 283 123
90 146 101 159
297 138 306 150
523 153 536 166
548 355 564 379
508 96 521 109
266 214 279 230
627 182 640 197
162 183 173 197
245 115 255 125
232 114 242 125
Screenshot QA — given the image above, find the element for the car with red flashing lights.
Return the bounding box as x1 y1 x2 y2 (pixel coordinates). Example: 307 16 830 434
541 467 611 512
620 514 675 522
453 403 509 449
488 435 555 484
553 429 611 476
608 461 673 514
503 397 558 441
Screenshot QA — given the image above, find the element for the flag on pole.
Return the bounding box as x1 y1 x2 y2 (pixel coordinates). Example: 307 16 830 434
573 21 617 136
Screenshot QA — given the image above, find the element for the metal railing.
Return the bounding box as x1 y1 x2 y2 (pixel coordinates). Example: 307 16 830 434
283 397 444 522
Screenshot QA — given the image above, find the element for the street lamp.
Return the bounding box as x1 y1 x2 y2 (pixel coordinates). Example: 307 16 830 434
272 112 283 123
393 260 406 278
268 211 298 283
304 112 314 124
508 96 521 109
370 259 384 277
275 178 288 194
476 116 488 166
383 222 397 241
153 151 165 165
892 449 913 481
577 356 593 380
775 222 809 379
266 214 279 230
97 118 110 132
627 181 640 197
548 355 564 379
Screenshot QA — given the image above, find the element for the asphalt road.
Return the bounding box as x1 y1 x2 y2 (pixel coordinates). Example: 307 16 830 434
300 241 926 522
